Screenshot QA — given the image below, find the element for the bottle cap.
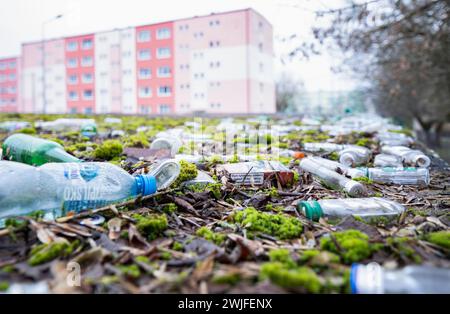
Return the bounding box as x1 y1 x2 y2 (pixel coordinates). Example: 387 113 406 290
339 152 355 167
350 263 384 294
297 200 323 221
135 175 157 196
292 151 305 160
344 180 367 196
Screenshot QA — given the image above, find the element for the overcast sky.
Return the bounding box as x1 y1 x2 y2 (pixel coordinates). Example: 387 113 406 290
0 0 356 92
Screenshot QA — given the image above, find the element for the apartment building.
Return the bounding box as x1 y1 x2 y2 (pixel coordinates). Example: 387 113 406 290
0 57 20 112
0 8 275 115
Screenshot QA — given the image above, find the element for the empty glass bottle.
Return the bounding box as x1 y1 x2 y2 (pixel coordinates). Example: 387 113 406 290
303 142 344 153
2 134 80 166
373 154 403 167
151 137 183 157
36 118 97 138
351 263 450 294
309 156 366 179
0 159 180 221
0 121 31 133
376 131 414 147
298 197 404 221
381 146 430 168
339 145 371 167
367 167 430 185
299 158 367 197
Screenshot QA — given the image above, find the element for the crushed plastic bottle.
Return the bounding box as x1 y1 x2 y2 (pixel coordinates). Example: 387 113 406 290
373 154 403 167
298 197 404 221
303 142 344 153
338 145 371 167
309 156 366 179
36 118 97 138
0 159 180 221
367 167 430 186
151 137 183 157
299 158 367 197
351 263 450 294
381 146 430 168
2 134 80 166
0 121 31 133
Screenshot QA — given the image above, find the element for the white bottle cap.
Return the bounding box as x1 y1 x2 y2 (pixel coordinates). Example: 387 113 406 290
344 180 367 197
351 263 384 294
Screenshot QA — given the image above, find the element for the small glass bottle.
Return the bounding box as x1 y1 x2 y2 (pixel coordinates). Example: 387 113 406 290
351 263 450 294
298 197 404 221
338 145 371 167
381 146 430 168
367 167 430 186
303 142 344 153
373 154 403 167
151 137 183 157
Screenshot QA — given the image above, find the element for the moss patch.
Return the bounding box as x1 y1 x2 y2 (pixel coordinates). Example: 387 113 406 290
424 231 450 250
232 207 302 240
260 262 321 292
0 281 9 292
94 140 123 160
132 213 168 240
174 160 198 186
320 230 373 264
28 240 79 266
196 226 226 245
117 264 141 278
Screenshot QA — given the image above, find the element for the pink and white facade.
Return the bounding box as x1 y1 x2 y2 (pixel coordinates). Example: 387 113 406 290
0 8 275 115
0 57 20 112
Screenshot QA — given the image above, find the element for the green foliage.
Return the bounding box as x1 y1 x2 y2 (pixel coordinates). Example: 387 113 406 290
132 213 168 240
424 231 450 250
260 262 321 292
353 176 374 184
232 207 303 240
94 140 123 160
174 160 198 186
212 273 241 285
0 281 9 292
117 264 141 278
320 230 373 264
328 152 339 161
196 226 226 245
162 203 178 214
387 237 422 263
17 128 36 135
124 133 150 148
268 249 296 268
28 240 79 266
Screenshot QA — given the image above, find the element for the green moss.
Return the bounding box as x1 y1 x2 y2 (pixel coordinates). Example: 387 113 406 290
299 250 320 263
268 249 296 268
355 138 375 148
0 281 9 292
386 237 422 263
132 213 168 240
162 203 178 214
329 152 339 161
260 262 321 293
229 154 239 163
293 171 300 184
353 176 373 184
407 207 427 217
172 242 184 251
196 226 226 245
17 128 36 135
212 273 241 285
232 207 303 240
160 251 172 260
124 133 150 148
174 160 198 186
28 240 80 266
267 187 279 198
94 140 123 160
186 183 221 199
388 129 413 137
135 256 150 264
118 264 141 278
320 230 373 264
1 265 14 273
424 231 450 250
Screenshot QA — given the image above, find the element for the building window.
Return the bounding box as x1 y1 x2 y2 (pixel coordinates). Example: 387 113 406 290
70 108 78 114
9 61 16 69
9 73 16 81
258 43 263 52
82 73 93 83
68 91 79 101
83 89 93 100
0 63 6 70
67 58 78 68
67 41 78 51
122 51 132 58
139 68 152 79
140 106 150 114
85 107 93 114
138 49 151 60
82 39 93 50
158 86 172 97
157 66 171 78
138 30 151 42
139 87 152 98
156 28 171 39
81 56 93 67
156 47 171 59
68 74 78 85
159 104 170 114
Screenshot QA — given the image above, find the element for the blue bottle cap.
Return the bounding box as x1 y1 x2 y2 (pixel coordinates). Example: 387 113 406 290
135 175 157 196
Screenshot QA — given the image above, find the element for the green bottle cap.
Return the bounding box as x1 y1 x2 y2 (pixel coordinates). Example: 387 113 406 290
297 201 323 222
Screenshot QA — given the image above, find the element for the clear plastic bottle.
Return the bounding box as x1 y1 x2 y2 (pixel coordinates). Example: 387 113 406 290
0 121 31 133
367 167 430 186
2 134 80 166
373 154 403 167
309 156 367 179
377 131 414 147
0 159 180 221
381 146 430 168
351 263 450 294
298 197 404 221
36 118 97 137
338 145 371 167
299 158 367 197
151 137 183 157
303 142 344 153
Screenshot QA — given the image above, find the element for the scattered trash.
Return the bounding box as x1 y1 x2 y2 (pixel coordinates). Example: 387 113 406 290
338 145 371 167
36 118 97 138
0 121 31 133
367 167 430 186
351 263 450 294
150 137 182 157
303 142 344 153
374 154 403 167
2 134 80 165
381 146 431 168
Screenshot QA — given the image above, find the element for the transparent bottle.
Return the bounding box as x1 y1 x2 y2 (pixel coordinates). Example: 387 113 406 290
367 167 430 186
2 134 80 166
0 159 180 221
309 156 367 179
373 154 403 167
298 197 404 221
151 137 183 157
36 118 97 137
377 131 414 147
381 146 430 168
338 145 371 167
351 263 450 294
0 121 31 133
299 158 367 197
303 142 344 153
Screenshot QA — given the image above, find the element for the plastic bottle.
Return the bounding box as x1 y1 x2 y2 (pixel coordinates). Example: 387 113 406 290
0 159 180 221
351 263 450 294
381 146 430 168
303 142 344 153
377 132 414 147
367 167 430 186
309 156 366 179
0 121 31 133
373 154 403 167
151 137 182 157
36 118 97 138
298 197 404 221
338 145 371 167
2 134 80 166
299 158 367 197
